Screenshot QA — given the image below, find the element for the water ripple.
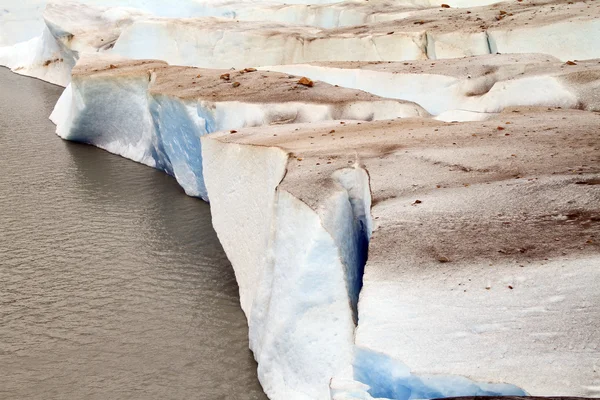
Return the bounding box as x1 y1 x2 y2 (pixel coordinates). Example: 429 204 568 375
0 68 266 400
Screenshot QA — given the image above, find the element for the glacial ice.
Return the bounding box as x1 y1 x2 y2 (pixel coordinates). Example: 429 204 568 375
51 55 426 200
5 1 600 399
5 0 600 86
0 0 507 46
261 55 600 118
109 17 428 69
202 138 356 400
202 112 600 399
0 1 149 85
107 0 600 68
353 347 525 400
0 0 47 46
0 26 71 85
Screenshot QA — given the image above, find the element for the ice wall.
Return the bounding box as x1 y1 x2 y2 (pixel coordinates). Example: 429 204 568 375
52 70 161 167
200 113 600 399
5 0 600 87
202 138 357 399
353 347 525 400
0 0 48 46
50 56 426 201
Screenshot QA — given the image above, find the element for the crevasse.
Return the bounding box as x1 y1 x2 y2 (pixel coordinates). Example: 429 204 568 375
328 167 373 320
315 169 526 400
200 130 527 399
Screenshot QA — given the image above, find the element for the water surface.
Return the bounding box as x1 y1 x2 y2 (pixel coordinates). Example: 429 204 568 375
0 68 266 400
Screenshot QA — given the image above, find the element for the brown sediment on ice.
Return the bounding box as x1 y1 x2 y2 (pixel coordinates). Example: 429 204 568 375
288 54 600 80
203 106 600 396
72 55 428 112
206 106 600 266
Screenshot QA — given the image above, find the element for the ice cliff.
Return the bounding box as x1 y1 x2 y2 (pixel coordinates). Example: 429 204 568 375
203 111 600 399
51 55 426 200
2 0 600 399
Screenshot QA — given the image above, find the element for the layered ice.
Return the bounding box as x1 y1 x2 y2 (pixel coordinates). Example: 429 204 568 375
51 55 426 200
0 26 70 85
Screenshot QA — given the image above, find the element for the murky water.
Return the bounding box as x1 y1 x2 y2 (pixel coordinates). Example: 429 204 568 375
0 68 267 400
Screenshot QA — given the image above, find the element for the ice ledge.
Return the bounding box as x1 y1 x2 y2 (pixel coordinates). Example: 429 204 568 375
49 55 427 201
4 0 600 87
260 55 600 116
203 110 599 398
46 55 600 399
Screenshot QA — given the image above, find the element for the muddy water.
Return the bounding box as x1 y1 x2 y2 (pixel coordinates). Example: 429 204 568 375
0 68 266 400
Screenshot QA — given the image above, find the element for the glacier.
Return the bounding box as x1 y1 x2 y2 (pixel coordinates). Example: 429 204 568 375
0 0 47 46
202 112 600 399
3 0 600 86
51 55 426 200
261 54 600 117
3 0 600 399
